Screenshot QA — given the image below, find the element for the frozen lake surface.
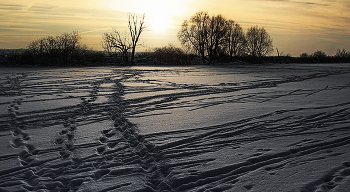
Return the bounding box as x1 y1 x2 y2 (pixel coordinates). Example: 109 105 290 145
0 63 350 191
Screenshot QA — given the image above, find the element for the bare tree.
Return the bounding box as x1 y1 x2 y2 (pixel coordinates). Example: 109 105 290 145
206 14 230 63
335 48 349 58
102 13 146 65
178 11 233 63
59 31 82 63
225 20 246 60
178 11 210 63
102 29 131 63
245 26 273 58
128 13 147 65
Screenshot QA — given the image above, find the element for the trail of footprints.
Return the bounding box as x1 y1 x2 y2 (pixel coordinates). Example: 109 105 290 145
2 75 176 191
5 76 40 168
1 68 350 191
8 98 40 167
94 81 176 191
54 117 77 159
301 162 350 192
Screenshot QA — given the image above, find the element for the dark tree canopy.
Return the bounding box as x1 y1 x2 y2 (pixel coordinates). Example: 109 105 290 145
225 20 246 59
26 31 85 65
245 26 273 58
178 11 209 63
178 11 273 63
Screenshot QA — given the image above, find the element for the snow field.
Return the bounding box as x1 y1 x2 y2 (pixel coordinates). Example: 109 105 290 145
0 64 350 191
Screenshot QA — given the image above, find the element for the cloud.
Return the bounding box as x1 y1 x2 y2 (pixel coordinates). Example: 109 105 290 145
0 3 25 11
28 5 56 12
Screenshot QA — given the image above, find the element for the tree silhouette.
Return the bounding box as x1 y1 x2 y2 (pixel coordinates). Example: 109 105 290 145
178 12 234 63
128 13 147 65
335 48 349 58
179 11 275 63
102 30 131 63
102 13 147 65
205 14 230 63
26 31 83 65
225 20 246 60
178 11 209 63
245 26 273 59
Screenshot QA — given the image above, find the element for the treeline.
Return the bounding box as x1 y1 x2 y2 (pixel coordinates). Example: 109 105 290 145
2 11 350 66
150 46 350 65
294 49 350 63
102 11 274 65
150 11 274 64
6 31 105 66
177 11 273 64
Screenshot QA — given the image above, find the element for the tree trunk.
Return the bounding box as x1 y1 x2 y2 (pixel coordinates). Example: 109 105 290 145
130 46 135 65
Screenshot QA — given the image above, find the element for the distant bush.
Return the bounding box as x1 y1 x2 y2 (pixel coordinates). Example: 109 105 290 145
296 50 335 63
333 48 350 63
12 31 105 66
153 44 190 64
335 48 349 58
312 50 327 61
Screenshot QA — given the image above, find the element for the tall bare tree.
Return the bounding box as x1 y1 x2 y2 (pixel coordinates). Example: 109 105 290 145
102 13 146 65
128 13 147 65
225 20 246 60
178 11 210 63
178 11 234 63
206 14 230 63
245 26 273 58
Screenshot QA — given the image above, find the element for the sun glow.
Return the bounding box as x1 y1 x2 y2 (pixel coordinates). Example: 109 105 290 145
107 0 191 33
149 16 168 33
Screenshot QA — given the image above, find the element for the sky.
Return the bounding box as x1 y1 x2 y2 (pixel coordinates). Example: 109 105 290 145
1 0 350 56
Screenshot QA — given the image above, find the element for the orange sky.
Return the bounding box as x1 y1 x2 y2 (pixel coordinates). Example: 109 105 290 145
1 0 350 56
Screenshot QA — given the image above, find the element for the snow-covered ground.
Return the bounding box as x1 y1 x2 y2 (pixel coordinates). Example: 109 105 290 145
0 63 350 192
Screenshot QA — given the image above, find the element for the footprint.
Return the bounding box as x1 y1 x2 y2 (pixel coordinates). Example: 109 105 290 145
22 132 31 141
97 146 106 154
99 137 108 143
12 128 22 136
55 137 64 145
69 124 77 131
66 132 74 140
107 141 118 149
59 151 71 159
244 184 254 190
26 144 39 155
11 138 24 148
65 141 74 151
19 150 31 160
59 129 68 135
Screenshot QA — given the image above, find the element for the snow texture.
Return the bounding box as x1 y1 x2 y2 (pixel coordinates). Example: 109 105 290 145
0 63 350 192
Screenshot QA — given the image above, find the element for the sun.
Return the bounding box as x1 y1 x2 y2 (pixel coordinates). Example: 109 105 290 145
150 16 168 33
106 0 189 33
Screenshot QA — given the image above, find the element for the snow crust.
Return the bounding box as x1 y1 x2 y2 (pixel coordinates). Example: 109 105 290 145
1 63 350 192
